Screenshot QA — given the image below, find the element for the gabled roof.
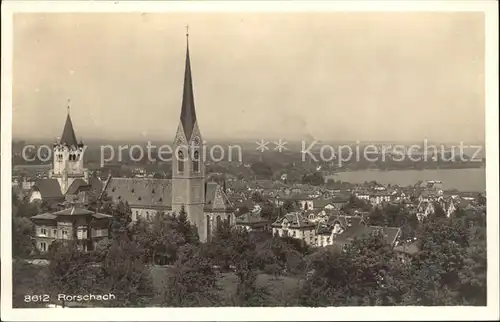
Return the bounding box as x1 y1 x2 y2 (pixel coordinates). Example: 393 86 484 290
204 182 218 205
205 182 233 211
53 206 95 216
331 194 351 203
288 193 314 201
323 223 401 246
365 226 402 245
32 179 63 199
105 178 172 208
331 222 370 241
66 178 91 195
31 212 57 220
32 206 112 221
92 212 113 219
234 198 255 210
457 198 472 209
104 177 231 211
89 176 103 193
54 206 112 219
313 198 334 209
273 212 315 228
236 211 269 225
318 214 366 238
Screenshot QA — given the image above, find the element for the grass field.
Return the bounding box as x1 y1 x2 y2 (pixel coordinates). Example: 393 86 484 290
149 265 302 306
12 261 303 307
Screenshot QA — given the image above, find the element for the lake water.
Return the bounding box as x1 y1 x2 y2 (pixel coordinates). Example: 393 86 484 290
327 168 486 192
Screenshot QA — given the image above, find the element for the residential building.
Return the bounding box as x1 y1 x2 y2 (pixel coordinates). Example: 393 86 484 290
316 214 401 248
30 206 112 253
272 212 316 246
235 211 270 232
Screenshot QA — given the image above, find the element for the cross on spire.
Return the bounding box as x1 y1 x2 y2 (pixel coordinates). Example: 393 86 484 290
186 24 189 38
67 98 71 114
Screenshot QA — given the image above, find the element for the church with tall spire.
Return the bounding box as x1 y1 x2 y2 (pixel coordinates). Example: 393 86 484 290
29 102 99 204
51 104 88 194
103 30 235 242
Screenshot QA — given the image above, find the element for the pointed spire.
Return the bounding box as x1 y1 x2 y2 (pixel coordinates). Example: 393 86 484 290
180 25 197 141
60 99 78 147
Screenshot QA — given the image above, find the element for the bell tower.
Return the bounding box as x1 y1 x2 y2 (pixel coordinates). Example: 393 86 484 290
51 101 87 194
171 28 207 242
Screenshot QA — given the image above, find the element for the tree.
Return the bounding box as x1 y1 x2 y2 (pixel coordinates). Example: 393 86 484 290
137 215 184 265
172 207 200 245
368 207 384 226
14 199 40 218
282 199 298 214
260 202 278 222
205 223 269 306
458 241 486 305
298 233 408 306
432 203 447 219
46 237 154 307
12 260 50 308
162 244 220 307
342 195 372 212
12 216 35 258
302 172 325 186
264 263 281 280
98 239 155 307
46 241 99 307
408 215 485 305
475 193 486 206
131 208 199 265
109 201 133 241
251 191 264 202
250 161 273 179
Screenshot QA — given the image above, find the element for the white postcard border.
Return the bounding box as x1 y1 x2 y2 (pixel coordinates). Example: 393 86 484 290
1 1 498 321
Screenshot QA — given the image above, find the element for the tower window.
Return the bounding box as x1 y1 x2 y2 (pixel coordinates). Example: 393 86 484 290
178 151 185 172
193 151 200 172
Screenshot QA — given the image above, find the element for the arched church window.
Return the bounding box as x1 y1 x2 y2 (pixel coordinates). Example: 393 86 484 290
178 151 184 172
193 151 200 172
216 215 222 231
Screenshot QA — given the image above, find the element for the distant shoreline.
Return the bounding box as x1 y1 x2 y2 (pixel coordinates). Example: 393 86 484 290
327 167 486 193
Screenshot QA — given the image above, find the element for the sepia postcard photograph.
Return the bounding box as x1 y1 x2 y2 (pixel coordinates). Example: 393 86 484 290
1 1 499 321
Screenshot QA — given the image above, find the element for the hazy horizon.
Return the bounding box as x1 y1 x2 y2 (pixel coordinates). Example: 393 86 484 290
13 12 485 143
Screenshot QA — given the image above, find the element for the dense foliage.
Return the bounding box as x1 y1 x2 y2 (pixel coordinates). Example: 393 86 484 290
12 195 487 307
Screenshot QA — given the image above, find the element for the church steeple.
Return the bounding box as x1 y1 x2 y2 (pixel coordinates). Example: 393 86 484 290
180 26 197 141
60 100 78 147
51 99 88 195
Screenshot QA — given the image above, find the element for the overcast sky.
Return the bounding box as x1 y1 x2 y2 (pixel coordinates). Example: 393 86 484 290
12 12 484 143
